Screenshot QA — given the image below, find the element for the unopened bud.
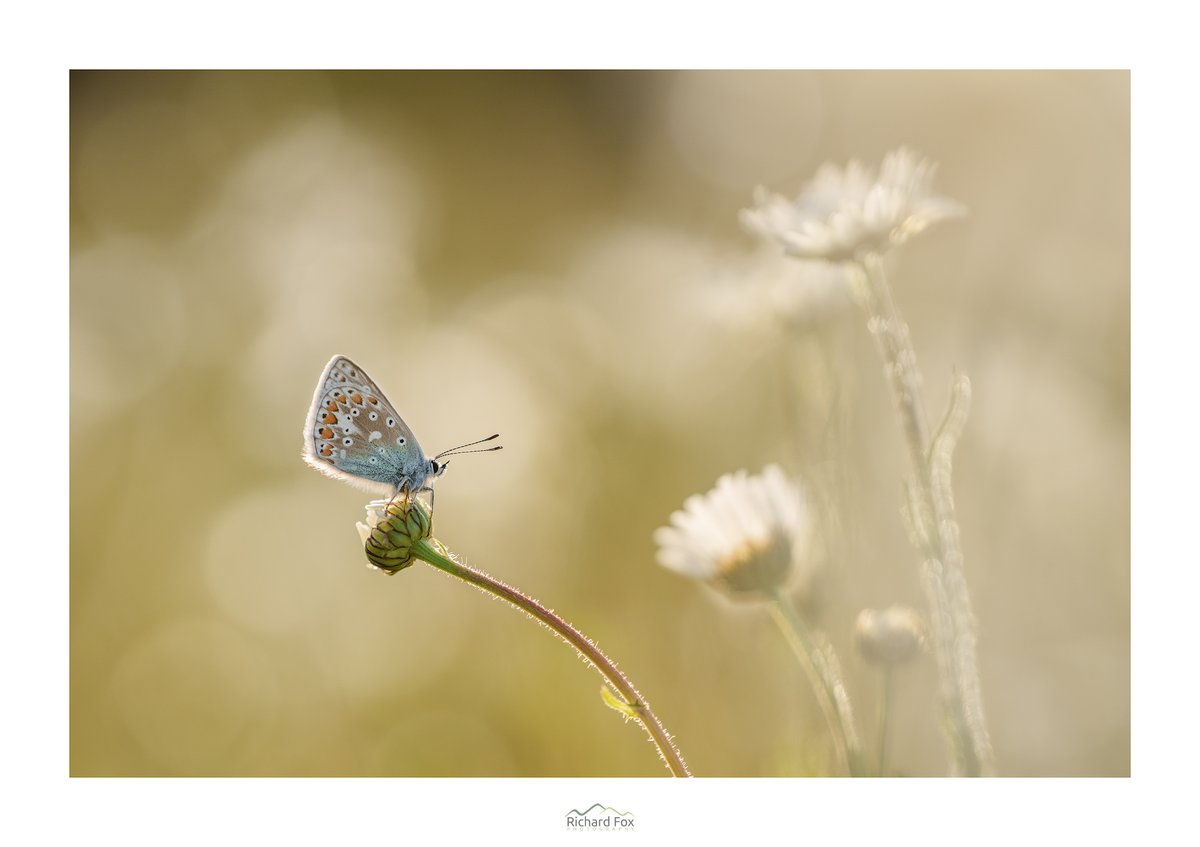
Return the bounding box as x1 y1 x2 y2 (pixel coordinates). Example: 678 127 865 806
357 494 433 575
854 606 925 666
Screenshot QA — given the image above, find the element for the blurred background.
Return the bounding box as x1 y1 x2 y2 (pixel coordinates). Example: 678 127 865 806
70 70 1128 777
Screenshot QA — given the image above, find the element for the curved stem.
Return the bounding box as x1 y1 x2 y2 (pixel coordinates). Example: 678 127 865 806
413 538 691 778
768 590 865 776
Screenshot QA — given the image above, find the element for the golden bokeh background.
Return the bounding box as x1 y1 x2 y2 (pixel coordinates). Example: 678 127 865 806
70 70 1128 776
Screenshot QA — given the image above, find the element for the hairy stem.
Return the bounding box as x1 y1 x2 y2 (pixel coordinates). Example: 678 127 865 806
858 252 995 776
413 538 691 778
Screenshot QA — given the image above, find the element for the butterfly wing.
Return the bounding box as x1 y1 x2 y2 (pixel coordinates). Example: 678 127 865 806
302 355 431 496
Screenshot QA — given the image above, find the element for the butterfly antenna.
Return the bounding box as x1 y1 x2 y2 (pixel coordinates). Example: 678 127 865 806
435 433 502 460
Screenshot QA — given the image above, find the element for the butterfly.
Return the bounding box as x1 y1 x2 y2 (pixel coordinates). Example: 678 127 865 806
302 355 500 502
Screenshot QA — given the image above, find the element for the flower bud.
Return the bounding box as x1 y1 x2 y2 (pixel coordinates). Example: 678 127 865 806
358 494 433 574
854 606 925 666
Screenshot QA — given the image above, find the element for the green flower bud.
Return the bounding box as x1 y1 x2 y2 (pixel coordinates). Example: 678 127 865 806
357 494 433 575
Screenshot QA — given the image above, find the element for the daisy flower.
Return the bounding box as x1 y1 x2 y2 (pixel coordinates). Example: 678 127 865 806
654 465 812 600
739 148 965 262
706 246 855 332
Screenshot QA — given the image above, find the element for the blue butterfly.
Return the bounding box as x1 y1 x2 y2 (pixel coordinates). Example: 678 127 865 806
303 355 500 500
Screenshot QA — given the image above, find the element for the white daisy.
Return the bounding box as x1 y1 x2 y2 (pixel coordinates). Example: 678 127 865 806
739 148 965 262
654 465 812 599
706 246 855 333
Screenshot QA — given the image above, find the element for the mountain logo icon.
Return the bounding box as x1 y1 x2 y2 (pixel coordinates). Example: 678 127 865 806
565 803 636 830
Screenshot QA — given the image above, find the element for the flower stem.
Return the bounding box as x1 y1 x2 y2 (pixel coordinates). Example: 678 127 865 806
858 253 995 776
877 667 893 776
412 537 692 778
768 590 866 776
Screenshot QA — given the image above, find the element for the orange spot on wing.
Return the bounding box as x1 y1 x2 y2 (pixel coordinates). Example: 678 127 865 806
319 445 333 457
367 396 379 405
350 392 363 405
325 400 338 412
319 427 334 439
321 411 337 424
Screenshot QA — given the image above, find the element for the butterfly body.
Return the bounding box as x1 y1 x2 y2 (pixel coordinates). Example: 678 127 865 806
303 355 445 497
